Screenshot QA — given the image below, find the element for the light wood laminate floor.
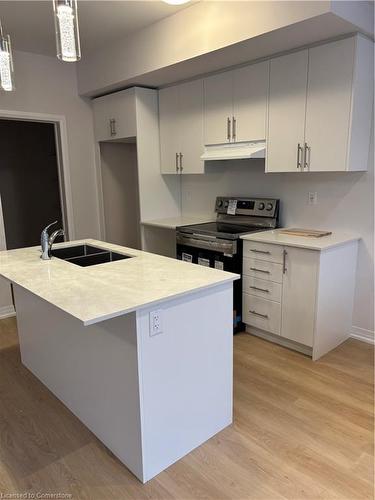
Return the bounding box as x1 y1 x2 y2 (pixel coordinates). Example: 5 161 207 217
0 317 373 499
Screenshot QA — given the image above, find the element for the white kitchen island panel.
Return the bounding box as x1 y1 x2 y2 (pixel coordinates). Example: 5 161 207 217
14 280 233 483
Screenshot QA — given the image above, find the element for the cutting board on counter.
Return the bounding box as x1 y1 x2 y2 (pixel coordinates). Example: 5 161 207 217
279 228 332 238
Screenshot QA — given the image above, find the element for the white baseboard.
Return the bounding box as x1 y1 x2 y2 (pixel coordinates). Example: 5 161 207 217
350 326 374 345
0 305 16 319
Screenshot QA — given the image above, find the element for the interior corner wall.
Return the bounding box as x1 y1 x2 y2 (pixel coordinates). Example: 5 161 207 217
0 50 101 312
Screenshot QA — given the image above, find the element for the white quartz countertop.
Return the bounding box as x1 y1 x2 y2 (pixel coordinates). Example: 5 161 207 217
0 239 239 326
241 229 360 250
141 215 214 229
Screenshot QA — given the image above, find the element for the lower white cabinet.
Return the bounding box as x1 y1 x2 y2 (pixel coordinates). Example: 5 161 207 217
243 294 281 336
242 239 358 360
281 247 318 347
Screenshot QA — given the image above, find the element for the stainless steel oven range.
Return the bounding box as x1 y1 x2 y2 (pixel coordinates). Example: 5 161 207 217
176 196 280 333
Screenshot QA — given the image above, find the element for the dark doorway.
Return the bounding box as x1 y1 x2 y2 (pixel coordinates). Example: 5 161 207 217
0 119 65 250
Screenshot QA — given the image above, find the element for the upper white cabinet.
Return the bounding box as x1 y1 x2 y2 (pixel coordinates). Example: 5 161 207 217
305 37 372 172
203 71 233 145
267 35 373 173
267 50 308 173
232 61 269 143
159 79 204 174
93 88 136 142
203 61 269 145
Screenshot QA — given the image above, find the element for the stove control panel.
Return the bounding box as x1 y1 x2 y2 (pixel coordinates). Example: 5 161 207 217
215 197 279 217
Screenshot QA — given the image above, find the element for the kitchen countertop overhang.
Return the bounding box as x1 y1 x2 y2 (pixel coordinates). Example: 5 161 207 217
0 239 239 325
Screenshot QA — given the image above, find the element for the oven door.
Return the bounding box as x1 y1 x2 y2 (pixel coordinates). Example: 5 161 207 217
176 233 243 333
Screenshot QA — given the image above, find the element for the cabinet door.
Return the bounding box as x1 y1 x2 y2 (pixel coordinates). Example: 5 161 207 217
203 71 233 145
108 89 136 140
233 61 269 142
159 86 181 174
267 50 308 172
179 79 204 174
281 247 318 347
305 38 355 172
93 89 136 142
93 97 112 142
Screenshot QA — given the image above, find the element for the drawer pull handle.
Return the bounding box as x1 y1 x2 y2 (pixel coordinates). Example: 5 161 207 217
250 249 271 255
249 310 269 319
283 249 287 274
250 286 269 293
250 267 270 274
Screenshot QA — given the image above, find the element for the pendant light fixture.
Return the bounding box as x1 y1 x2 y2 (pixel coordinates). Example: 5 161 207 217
163 0 191 4
0 19 15 91
53 0 81 62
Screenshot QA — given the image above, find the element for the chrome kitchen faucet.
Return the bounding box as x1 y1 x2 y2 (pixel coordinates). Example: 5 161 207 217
40 221 64 260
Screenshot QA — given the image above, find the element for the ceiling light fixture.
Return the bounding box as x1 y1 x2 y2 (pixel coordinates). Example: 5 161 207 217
163 0 191 5
53 0 81 62
0 19 15 92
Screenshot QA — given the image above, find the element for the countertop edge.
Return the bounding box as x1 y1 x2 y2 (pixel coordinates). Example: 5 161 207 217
240 232 361 251
82 275 240 326
141 216 214 230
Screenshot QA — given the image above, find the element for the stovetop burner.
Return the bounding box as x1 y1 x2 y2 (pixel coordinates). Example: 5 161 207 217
177 196 280 241
177 222 261 240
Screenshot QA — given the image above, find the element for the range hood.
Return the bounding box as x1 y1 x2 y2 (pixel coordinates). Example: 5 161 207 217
200 141 266 161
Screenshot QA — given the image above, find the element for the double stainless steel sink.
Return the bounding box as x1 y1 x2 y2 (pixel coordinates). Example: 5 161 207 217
51 244 132 267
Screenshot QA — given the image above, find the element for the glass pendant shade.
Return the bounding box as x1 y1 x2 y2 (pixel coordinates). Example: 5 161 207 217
163 0 191 4
0 29 15 92
53 0 81 62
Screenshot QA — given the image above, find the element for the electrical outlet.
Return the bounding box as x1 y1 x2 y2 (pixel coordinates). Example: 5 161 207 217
308 192 318 205
149 310 163 336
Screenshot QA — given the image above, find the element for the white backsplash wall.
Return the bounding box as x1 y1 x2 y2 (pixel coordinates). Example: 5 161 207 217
181 153 374 337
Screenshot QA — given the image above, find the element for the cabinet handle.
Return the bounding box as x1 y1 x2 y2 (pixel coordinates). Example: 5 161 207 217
249 310 269 319
250 249 271 255
282 249 287 274
232 116 236 142
176 152 179 172
304 143 310 170
297 143 303 170
249 286 270 293
250 267 270 274
227 117 231 142
179 153 183 172
109 118 116 137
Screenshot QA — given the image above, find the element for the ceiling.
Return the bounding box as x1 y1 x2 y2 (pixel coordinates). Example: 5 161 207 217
0 1 190 57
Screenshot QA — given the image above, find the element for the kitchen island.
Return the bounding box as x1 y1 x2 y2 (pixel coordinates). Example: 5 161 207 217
0 239 239 483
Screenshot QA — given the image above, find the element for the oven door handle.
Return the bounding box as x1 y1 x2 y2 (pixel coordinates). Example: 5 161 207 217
176 234 237 256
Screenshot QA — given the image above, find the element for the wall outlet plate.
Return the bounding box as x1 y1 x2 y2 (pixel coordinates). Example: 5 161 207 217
149 310 163 336
308 192 318 205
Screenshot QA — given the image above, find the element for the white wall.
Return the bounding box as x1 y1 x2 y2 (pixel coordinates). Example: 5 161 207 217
100 142 141 249
181 134 374 336
0 50 101 312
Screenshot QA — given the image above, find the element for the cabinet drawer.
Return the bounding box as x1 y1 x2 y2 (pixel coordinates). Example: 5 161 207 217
243 294 281 335
243 276 282 302
243 241 284 263
243 257 283 283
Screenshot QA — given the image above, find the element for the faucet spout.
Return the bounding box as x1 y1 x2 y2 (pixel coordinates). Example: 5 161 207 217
40 222 64 260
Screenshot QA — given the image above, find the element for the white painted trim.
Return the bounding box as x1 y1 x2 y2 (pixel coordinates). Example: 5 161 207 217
0 109 75 240
0 305 16 319
94 142 106 240
350 326 375 344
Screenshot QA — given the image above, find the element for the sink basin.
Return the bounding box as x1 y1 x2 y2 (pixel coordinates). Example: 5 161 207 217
51 244 105 260
51 244 132 267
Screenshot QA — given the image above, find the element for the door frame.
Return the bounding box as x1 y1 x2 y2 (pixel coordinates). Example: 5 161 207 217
0 109 75 247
